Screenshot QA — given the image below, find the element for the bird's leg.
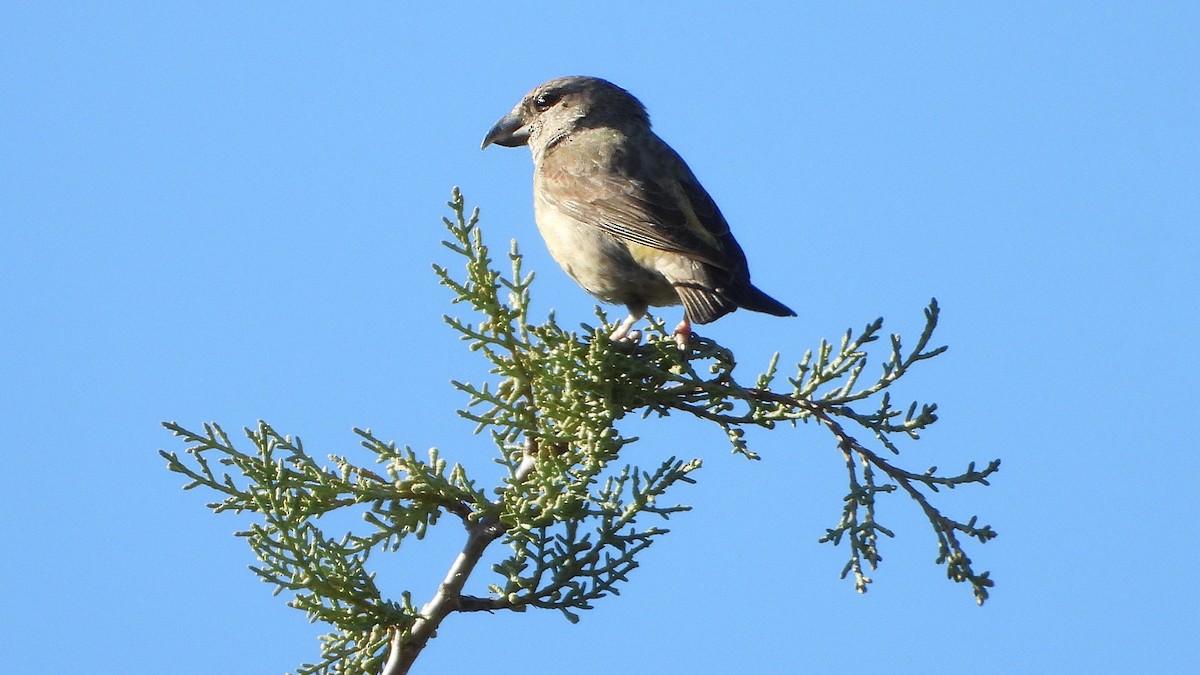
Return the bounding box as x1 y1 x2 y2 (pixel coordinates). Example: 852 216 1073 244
673 316 692 350
610 313 641 342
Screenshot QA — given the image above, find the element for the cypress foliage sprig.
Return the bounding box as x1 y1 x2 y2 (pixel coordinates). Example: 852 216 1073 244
161 188 999 675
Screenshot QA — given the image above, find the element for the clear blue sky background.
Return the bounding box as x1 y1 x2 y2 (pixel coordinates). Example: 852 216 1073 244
3 3 1197 673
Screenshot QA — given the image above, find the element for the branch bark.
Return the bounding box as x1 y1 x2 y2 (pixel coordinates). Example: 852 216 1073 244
380 439 539 675
381 518 506 675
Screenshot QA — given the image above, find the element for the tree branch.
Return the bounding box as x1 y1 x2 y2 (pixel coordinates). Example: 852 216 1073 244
381 518 506 675
381 438 541 674
161 190 999 674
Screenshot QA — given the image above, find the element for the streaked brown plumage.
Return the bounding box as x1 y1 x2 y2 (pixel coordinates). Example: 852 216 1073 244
482 76 794 344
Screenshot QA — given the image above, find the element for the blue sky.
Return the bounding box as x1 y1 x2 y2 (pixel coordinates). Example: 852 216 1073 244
3 2 1197 673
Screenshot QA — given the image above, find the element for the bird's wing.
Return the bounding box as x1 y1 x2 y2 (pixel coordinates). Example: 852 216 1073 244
539 134 748 272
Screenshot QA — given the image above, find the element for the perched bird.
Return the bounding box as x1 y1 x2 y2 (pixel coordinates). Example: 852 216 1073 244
481 76 794 346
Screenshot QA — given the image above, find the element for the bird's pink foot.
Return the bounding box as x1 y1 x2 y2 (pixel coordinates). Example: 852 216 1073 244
673 317 693 350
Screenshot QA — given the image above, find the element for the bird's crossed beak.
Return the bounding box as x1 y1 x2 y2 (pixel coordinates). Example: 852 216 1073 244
481 110 530 149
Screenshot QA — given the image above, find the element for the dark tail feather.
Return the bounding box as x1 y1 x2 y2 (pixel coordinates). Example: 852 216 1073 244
675 282 795 324
675 284 737 324
732 283 796 318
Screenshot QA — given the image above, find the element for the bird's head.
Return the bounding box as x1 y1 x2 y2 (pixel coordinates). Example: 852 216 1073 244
481 76 649 158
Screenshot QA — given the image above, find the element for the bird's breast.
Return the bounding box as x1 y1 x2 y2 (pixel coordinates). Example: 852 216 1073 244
531 188 678 309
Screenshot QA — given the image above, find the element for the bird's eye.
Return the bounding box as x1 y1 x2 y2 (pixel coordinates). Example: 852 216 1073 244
533 92 561 111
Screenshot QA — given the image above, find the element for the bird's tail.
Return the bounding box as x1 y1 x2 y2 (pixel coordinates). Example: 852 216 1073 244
676 282 795 324
675 284 737 324
733 283 796 318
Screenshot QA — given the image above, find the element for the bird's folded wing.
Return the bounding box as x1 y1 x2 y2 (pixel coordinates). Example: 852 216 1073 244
541 143 744 272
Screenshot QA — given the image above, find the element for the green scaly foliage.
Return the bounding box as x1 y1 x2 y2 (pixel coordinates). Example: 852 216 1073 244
161 188 999 674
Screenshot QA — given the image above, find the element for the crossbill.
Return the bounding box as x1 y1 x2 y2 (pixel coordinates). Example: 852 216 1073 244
482 76 794 345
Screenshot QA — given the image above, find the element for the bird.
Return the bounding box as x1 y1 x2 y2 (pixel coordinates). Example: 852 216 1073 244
481 76 794 347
